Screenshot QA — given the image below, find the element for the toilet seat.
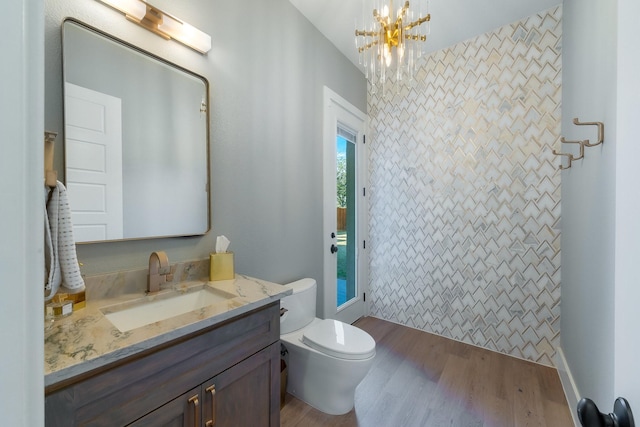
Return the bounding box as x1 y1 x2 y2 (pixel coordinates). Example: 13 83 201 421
302 319 376 360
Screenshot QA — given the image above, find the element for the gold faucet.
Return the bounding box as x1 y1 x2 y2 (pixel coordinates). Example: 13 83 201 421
147 251 172 293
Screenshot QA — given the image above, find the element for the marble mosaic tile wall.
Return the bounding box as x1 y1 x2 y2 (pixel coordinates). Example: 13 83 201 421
368 6 562 366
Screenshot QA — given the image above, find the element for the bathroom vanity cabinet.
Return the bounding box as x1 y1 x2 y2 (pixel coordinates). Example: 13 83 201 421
45 302 281 427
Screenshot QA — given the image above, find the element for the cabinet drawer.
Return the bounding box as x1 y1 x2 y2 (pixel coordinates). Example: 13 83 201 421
46 303 279 427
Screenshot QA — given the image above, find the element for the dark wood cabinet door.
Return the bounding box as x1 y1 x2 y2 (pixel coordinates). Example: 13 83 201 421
202 343 280 427
127 387 200 427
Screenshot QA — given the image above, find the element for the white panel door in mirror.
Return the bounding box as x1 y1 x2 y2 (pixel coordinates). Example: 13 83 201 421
65 82 124 243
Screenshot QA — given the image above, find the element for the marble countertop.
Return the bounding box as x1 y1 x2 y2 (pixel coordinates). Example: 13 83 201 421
45 274 291 389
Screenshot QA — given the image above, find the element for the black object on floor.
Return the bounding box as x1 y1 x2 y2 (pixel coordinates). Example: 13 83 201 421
577 397 635 427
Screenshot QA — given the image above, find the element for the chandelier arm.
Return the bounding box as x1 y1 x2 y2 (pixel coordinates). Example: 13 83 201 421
358 40 380 53
373 9 391 31
400 1 410 19
394 16 404 31
355 29 379 37
404 34 427 42
405 14 431 31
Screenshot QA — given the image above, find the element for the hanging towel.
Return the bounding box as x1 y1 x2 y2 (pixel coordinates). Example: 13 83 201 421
45 181 85 301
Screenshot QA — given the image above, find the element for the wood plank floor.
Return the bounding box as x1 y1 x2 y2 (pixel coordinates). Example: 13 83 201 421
280 317 574 427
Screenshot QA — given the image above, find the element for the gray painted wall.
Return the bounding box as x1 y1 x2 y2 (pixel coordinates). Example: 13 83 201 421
561 0 617 408
615 0 640 407
1 0 44 424
562 0 640 410
45 0 366 303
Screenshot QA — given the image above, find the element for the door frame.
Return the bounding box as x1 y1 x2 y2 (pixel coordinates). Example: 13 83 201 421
322 86 368 323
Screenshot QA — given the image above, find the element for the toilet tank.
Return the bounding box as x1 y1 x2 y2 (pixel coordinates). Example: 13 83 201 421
280 278 316 334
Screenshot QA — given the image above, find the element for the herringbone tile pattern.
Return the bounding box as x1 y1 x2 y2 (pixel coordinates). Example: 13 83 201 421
368 6 562 366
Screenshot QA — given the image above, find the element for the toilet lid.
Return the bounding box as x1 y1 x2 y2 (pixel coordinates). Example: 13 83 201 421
302 319 376 360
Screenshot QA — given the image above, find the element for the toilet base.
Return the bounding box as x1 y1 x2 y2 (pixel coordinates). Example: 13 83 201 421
281 320 375 415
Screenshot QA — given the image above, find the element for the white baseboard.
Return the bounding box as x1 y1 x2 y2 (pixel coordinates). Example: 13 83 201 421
556 347 581 427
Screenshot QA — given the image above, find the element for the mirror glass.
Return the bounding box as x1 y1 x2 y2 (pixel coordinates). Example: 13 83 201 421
62 19 210 243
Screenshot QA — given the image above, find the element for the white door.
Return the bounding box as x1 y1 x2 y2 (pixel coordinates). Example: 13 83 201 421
322 87 368 324
64 83 123 242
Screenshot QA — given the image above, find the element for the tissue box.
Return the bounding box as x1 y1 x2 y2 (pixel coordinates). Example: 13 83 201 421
209 252 234 281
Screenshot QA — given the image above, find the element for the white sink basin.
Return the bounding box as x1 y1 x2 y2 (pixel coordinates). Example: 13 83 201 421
101 286 236 332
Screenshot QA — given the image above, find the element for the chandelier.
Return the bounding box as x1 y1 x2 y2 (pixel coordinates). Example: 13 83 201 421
355 0 431 95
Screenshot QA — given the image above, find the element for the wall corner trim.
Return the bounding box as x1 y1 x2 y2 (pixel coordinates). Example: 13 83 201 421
556 346 581 427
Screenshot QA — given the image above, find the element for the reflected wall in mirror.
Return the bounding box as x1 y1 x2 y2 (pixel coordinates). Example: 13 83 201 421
62 19 210 243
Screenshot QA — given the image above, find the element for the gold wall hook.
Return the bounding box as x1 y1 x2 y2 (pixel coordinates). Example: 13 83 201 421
572 118 604 147
559 137 586 160
552 148 573 170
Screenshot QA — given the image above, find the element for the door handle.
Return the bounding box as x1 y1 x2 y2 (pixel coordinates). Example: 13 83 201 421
205 385 216 427
330 244 338 254
188 395 200 427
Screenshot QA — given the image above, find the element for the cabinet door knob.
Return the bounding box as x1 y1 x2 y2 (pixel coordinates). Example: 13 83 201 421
188 395 200 427
205 385 216 427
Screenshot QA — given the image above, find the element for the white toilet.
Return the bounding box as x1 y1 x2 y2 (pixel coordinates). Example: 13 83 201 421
280 278 376 415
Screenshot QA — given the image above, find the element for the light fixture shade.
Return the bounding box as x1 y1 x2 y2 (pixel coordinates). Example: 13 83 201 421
177 23 212 54
96 0 146 20
157 15 212 54
94 0 211 54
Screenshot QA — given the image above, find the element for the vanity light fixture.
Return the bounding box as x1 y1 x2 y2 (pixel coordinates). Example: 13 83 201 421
94 0 212 54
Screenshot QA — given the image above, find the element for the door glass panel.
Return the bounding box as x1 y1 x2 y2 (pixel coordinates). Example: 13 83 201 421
336 127 357 308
